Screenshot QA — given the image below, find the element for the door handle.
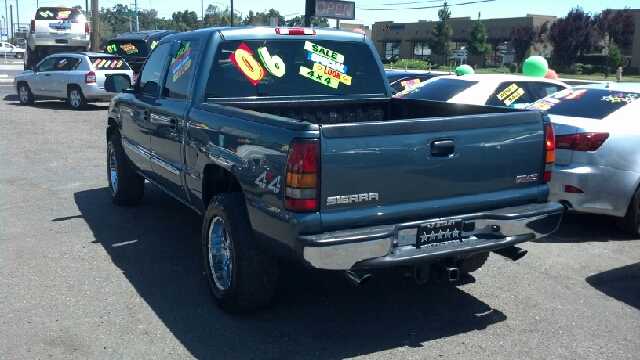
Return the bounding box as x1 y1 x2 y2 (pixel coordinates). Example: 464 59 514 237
431 140 455 157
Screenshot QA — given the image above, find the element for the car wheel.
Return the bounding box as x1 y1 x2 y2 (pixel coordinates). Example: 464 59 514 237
455 251 490 273
202 193 277 313
619 187 640 238
15 53 24 59
107 134 145 206
17 82 34 105
67 86 87 109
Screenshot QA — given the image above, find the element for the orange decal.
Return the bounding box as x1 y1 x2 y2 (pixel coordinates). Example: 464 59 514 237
230 43 265 85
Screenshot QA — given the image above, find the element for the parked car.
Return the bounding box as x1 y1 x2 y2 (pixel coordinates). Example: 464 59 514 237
25 7 91 70
385 70 442 94
104 30 179 82
394 74 570 108
527 83 640 237
15 52 133 109
0 41 26 58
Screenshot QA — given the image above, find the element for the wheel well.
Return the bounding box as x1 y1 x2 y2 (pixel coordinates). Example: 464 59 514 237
107 117 119 142
67 84 80 93
202 164 242 208
16 81 28 92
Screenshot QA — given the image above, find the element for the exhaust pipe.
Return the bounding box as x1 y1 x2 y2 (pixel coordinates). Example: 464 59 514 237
343 270 373 287
492 246 528 261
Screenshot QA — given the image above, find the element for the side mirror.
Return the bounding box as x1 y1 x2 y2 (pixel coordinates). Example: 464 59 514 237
31 65 37 72
105 74 133 93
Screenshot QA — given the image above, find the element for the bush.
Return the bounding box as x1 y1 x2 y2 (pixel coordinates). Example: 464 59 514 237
509 63 518 73
582 64 595 75
391 59 433 70
570 63 584 75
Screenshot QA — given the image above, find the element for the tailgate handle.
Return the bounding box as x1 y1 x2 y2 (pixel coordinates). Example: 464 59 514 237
431 140 455 157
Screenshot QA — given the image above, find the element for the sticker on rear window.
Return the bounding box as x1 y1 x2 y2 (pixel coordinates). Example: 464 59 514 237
105 44 117 53
602 92 638 104
171 42 192 82
401 78 421 90
120 44 139 55
71 59 82 70
300 41 350 89
92 58 124 69
496 83 525 106
56 10 71 19
230 43 266 85
57 58 68 68
150 40 158 50
257 47 285 78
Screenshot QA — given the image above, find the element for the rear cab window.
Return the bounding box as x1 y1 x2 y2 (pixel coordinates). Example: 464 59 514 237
527 88 640 120
89 56 131 71
393 77 479 101
205 39 387 98
35 8 84 21
105 40 150 58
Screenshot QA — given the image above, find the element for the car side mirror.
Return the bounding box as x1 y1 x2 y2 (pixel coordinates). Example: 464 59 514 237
105 74 134 93
31 65 37 72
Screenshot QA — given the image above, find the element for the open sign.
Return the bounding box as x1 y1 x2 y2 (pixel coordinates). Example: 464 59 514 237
312 0 355 20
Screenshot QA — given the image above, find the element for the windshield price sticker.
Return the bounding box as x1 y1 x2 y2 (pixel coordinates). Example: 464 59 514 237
171 42 192 82
304 41 344 63
312 63 351 85
230 43 266 85
258 47 286 77
300 66 340 88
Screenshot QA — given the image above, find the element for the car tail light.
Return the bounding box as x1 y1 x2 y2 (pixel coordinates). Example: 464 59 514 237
564 185 584 194
85 22 90 36
85 71 96 83
542 123 555 183
284 139 319 212
30 20 35 34
275 28 316 35
555 132 609 152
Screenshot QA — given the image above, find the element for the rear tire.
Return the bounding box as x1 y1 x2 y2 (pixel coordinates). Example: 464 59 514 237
619 187 640 238
456 251 490 273
68 86 87 109
15 52 24 59
17 82 34 105
107 134 145 206
202 193 277 313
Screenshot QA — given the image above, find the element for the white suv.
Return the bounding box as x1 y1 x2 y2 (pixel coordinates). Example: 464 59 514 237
25 7 90 69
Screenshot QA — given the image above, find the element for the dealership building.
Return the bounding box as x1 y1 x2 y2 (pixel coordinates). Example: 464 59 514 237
368 11 640 71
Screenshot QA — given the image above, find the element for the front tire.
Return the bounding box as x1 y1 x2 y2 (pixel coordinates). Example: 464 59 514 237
68 86 87 109
15 52 24 59
17 82 34 105
619 187 640 238
107 134 145 206
202 193 277 313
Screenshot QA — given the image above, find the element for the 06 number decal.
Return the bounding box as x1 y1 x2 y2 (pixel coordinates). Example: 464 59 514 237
255 171 281 194
230 43 266 85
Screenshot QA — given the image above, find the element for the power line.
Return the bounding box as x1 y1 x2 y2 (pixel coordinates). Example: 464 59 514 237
359 0 497 11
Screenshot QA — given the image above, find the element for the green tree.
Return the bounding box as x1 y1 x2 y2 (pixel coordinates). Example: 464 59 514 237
243 9 284 26
427 2 453 65
606 44 623 70
466 13 491 67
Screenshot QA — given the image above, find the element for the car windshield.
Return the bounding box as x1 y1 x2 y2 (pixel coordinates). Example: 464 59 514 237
35 8 84 21
393 77 479 101
89 57 131 70
526 87 640 120
104 40 149 58
205 39 387 98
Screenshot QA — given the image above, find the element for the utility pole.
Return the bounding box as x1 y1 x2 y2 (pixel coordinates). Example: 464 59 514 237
230 0 234 27
9 4 13 43
14 0 18 33
135 0 139 31
85 0 89 18
91 0 99 51
4 0 8 42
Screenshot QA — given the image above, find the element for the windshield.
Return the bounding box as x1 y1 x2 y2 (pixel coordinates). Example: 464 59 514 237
104 40 150 58
35 8 84 21
526 88 640 120
205 39 386 98
89 56 131 71
393 77 479 101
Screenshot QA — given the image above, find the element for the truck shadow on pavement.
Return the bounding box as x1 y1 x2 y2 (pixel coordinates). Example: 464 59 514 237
533 212 638 243
74 187 507 359
586 263 640 310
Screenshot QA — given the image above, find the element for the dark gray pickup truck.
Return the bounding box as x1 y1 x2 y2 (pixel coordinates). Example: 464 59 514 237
104 26 563 313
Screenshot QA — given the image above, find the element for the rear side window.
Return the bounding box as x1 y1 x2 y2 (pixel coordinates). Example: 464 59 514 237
394 77 479 101
35 8 83 21
205 39 386 98
105 40 150 58
89 57 131 70
163 40 200 100
527 88 640 120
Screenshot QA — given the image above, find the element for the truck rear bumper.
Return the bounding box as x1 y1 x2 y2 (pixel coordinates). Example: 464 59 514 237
299 202 564 270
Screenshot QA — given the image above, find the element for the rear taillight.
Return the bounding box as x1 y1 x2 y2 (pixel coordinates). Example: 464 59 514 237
85 22 90 36
275 28 316 35
85 71 96 83
284 139 319 212
542 123 555 183
555 132 609 152
30 20 35 34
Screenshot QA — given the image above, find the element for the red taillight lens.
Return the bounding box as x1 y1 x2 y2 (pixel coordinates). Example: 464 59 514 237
85 71 96 83
275 28 316 35
555 132 609 152
284 139 319 212
542 123 555 183
564 185 584 194
30 20 35 34
85 22 90 35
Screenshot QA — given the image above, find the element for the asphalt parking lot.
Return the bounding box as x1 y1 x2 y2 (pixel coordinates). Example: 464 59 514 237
1 83 639 359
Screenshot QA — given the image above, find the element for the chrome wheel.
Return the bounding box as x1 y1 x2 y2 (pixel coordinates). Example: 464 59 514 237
19 86 29 103
108 146 118 193
208 217 233 292
69 89 82 108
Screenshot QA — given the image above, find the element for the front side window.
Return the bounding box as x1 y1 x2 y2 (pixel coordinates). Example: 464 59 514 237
384 41 401 60
37 57 58 72
527 87 640 120
205 39 386 99
394 77 479 101
138 42 171 97
163 40 200 100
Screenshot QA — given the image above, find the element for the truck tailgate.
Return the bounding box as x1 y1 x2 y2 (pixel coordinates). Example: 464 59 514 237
319 111 546 217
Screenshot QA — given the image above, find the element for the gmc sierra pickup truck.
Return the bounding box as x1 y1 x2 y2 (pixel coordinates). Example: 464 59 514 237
104 26 563 313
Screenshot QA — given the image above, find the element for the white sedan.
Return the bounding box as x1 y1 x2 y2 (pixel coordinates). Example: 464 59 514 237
14 52 133 109
0 41 25 59
394 73 570 108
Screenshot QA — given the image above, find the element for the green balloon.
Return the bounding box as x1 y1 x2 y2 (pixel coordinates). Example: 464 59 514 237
455 64 474 75
522 56 548 77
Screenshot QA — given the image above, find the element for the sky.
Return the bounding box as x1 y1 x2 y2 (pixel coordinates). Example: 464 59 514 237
2 0 638 30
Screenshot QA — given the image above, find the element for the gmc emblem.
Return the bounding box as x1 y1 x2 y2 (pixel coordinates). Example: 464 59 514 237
516 174 538 183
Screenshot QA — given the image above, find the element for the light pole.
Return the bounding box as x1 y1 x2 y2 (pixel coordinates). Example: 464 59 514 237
1 15 5 41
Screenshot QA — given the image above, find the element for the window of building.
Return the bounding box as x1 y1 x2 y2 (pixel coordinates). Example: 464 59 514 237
412 41 430 61
384 41 401 61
